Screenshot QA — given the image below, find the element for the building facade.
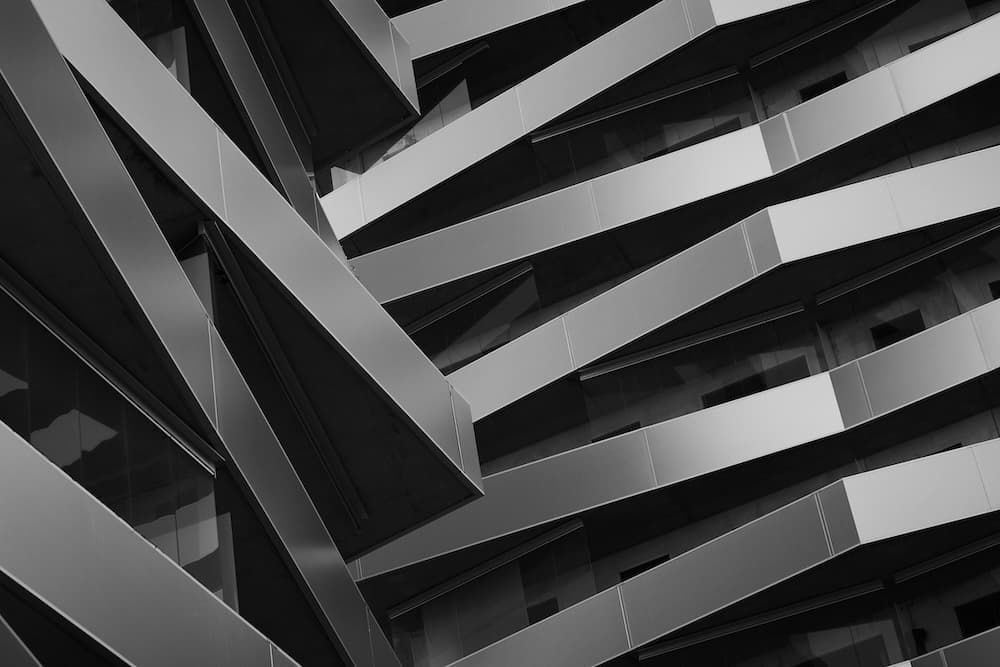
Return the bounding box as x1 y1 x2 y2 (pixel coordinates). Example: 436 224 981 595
1 0 1000 665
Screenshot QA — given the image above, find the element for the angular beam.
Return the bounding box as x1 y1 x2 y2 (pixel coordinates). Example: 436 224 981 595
353 13 1000 306
355 263 1000 579
322 0 815 236
446 137 1000 420
29 0 483 539
392 0 590 60
0 4 398 664
0 422 296 667
447 437 1000 666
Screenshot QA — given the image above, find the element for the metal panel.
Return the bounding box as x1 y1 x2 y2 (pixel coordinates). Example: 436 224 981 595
646 374 843 486
620 496 830 648
0 421 279 667
357 430 655 578
188 0 318 229
217 131 470 473
452 587 629 667
359 88 524 223
591 126 771 232
940 626 1000 666
683 0 717 37
760 114 798 173
843 447 991 545
514 0 692 132
448 316 574 421
209 328 390 667
889 14 1000 115
0 613 43 667
354 184 599 302
744 209 782 275
30 0 226 217
829 362 873 429
785 67 903 163
270 646 299 667
391 24 418 111
563 223 755 368
5 0 217 426
972 439 1000 510
857 314 987 417
817 482 861 556
886 146 1000 232
971 303 1000 371
323 178 366 240
767 178 901 263
452 387 483 489
392 0 589 59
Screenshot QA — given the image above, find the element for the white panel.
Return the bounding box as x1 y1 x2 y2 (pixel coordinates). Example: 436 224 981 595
972 439 1000 510
322 178 366 239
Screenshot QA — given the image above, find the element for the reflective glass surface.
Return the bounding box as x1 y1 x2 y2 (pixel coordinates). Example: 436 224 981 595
0 287 224 595
477 225 1000 473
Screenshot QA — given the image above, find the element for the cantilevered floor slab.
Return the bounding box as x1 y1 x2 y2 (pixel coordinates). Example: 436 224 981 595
351 157 1000 577
321 0 818 236
353 14 1000 308
446 438 1000 666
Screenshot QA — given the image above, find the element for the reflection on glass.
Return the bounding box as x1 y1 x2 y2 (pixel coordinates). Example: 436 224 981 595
478 225 1000 473
391 528 595 667
0 287 223 594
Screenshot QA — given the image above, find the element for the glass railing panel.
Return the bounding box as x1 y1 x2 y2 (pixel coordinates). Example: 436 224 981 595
0 287 226 597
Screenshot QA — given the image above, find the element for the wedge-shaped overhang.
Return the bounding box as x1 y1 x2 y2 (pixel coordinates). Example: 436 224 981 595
0 5 401 663
392 0 590 59
446 139 1000 419
446 437 1000 666
352 210 1000 578
321 0 818 236
29 0 483 553
0 421 299 667
232 0 418 165
353 13 1000 308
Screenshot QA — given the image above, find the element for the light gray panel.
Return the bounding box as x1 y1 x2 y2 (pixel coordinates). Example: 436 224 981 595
515 0 691 132
972 439 1000 510
357 88 523 223
0 422 275 666
189 0 317 228
889 15 1000 115
817 482 860 555
887 145 1000 232
452 387 483 491
218 132 470 473
353 184 598 302
759 114 797 173
391 24 418 111
971 303 1000 371
647 374 843 486
358 430 655 577
940 625 1000 666
591 126 771 231
683 0 716 37
785 67 902 163
911 656 943 667
767 178 901 262
8 0 217 425
32 0 225 217
270 646 299 667
744 209 781 275
0 611 43 667
209 329 386 667
323 179 366 240
621 496 830 648
448 316 573 421
843 447 991 545
564 224 755 368
857 314 987 417
709 0 809 24
829 362 872 428
453 588 629 667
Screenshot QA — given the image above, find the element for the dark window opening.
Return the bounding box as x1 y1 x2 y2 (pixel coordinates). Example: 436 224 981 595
799 71 849 102
955 591 1000 638
870 310 925 350
526 598 560 624
620 553 671 582
989 280 1000 300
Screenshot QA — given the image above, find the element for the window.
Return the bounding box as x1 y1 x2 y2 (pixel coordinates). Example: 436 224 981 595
870 310 925 350
955 591 1000 638
799 71 848 102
